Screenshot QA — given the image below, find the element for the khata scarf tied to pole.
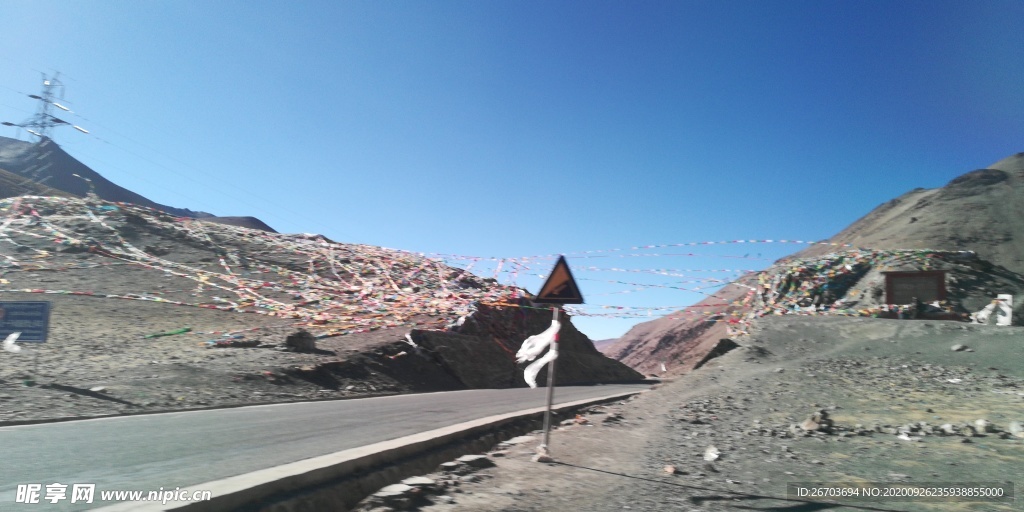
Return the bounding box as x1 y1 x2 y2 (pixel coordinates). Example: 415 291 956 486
2 332 21 353
515 319 560 388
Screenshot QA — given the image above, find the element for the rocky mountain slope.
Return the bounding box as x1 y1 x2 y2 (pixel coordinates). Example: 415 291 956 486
607 153 1024 376
0 136 208 218
0 195 639 424
0 135 276 232
795 152 1024 275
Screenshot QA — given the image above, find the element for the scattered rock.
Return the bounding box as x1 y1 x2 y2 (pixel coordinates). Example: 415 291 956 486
401 476 436 489
285 330 317 352
703 445 720 461
1008 421 1024 438
378 483 413 494
456 454 496 469
532 452 554 463
502 435 536 446
438 461 464 473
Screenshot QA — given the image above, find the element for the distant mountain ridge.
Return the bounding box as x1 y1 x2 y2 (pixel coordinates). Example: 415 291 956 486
0 135 276 232
607 152 1024 376
793 152 1024 275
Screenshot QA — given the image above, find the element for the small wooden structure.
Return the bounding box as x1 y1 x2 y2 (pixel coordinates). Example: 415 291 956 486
883 270 947 304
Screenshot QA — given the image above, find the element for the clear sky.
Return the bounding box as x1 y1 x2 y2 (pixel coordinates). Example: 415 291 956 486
2 1 1022 340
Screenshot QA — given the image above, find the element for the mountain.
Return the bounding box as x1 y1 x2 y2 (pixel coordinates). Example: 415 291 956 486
607 153 1024 376
0 166 74 198
0 136 210 217
0 135 276 231
793 153 1024 275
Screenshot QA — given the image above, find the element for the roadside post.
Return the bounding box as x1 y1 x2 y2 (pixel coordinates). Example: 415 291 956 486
521 255 583 460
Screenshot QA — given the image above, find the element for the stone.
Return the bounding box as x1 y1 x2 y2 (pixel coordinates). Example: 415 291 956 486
975 419 995 433
703 445 720 461
502 435 535 445
456 454 495 469
378 484 413 494
799 418 819 432
951 344 968 352
1008 421 1024 438
285 330 317 352
401 476 436 488
939 423 957 435
603 413 625 424
664 465 678 474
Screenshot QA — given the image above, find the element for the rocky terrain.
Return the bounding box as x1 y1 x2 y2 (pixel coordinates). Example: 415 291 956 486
607 153 1024 377
361 316 1023 512
0 194 640 425
795 153 1024 276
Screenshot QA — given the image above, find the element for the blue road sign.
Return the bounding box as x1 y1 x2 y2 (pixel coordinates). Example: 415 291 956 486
0 301 51 342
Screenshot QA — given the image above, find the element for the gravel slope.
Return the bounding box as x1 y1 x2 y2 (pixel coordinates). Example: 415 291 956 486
400 317 1023 512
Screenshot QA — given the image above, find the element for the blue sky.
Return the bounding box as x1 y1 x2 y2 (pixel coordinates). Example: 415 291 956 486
2 1 1022 339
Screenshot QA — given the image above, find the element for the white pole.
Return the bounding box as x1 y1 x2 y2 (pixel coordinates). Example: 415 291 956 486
541 307 558 454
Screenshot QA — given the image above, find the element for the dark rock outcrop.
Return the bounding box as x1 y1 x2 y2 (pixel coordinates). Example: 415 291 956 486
414 301 644 388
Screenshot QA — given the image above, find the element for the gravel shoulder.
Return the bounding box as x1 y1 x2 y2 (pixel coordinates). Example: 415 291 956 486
395 317 1023 512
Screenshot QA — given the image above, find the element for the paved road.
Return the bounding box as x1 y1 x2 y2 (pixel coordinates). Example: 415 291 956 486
0 385 647 510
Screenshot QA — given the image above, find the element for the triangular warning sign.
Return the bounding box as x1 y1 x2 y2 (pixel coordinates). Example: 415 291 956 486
533 256 584 304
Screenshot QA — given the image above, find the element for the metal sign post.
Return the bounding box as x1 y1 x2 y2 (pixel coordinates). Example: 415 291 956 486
540 306 559 454
528 256 583 462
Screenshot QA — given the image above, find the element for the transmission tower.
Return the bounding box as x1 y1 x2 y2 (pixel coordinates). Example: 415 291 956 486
2 72 89 141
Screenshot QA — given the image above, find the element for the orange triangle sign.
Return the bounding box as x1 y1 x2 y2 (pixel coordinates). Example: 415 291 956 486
533 256 584 304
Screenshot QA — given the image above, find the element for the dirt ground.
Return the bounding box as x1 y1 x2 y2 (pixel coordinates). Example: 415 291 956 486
0 291 450 424
389 317 1023 512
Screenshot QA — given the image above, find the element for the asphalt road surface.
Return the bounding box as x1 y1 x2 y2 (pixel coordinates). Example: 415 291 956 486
0 384 647 510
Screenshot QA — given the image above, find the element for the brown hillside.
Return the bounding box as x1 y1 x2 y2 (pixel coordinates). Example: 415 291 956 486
795 153 1024 275
605 279 754 376
609 153 1024 376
